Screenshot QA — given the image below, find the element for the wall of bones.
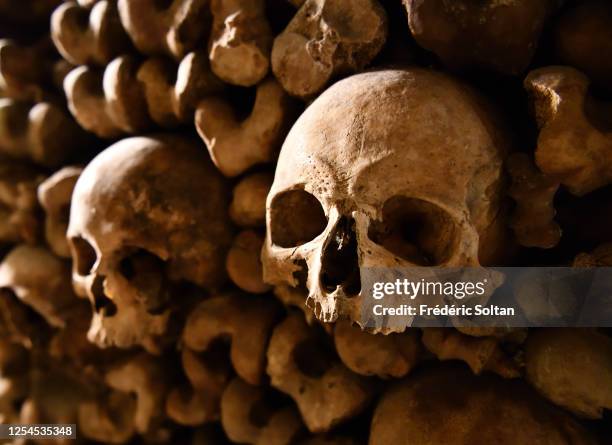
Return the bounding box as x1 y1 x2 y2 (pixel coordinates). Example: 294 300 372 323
0 0 611 443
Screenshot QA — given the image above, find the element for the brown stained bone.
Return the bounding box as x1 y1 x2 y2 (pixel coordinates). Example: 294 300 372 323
555 0 612 93
137 52 224 126
117 0 210 59
262 70 509 327
53 59 76 89
0 338 28 421
48 302 113 371
220 377 304 445
209 0 272 87
167 381 217 427
266 312 375 433
421 328 521 379
370 364 598 445
0 288 51 348
334 321 420 379
63 57 150 138
166 348 232 425
0 340 28 424
104 354 169 436
79 388 137 443
271 0 388 99
0 39 59 102
37 167 83 258
68 135 232 350
230 171 273 228
51 0 132 66
0 99 87 168
573 243 612 267
78 0 100 6
0 245 77 328
507 152 561 249
273 284 315 324
525 66 612 196
0 159 44 245
180 347 230 394
455 326 528 344
195 78 295 177
64 52 221 138
20 366 96 441
525 328 612 419
226 230 272 294
0 337 28 377
183 294 281 385
403 0 561 75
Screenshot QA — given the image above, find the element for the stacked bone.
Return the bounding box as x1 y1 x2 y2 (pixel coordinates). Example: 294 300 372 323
0 0 611 444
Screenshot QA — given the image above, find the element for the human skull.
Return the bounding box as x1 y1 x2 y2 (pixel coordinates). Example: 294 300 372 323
262 69 508 326
68 135 232 350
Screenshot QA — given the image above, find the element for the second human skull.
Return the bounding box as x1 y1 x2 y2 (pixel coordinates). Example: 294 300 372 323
262 69 508 326
68 135 232 349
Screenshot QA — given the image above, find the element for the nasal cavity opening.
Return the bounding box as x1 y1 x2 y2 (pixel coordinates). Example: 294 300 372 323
91 275 117 317
320 216 361 296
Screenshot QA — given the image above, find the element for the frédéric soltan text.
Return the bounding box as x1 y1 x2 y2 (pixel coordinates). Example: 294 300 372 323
370 278 515 317
372 303 515 317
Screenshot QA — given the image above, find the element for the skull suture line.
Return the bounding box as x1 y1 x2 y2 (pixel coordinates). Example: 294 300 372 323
262 69 509 327
68 135 232 350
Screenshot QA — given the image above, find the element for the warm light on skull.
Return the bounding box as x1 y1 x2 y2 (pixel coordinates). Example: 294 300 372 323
262 69 508 326
68 135 232 350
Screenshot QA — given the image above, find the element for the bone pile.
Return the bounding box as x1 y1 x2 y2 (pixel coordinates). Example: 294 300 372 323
0 0 611 444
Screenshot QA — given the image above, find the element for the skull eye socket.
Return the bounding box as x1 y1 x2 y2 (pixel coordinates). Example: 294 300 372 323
70 236 97 275
119 248 169 315
368 196 459 266
270 189 327 248
91 275 117 317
